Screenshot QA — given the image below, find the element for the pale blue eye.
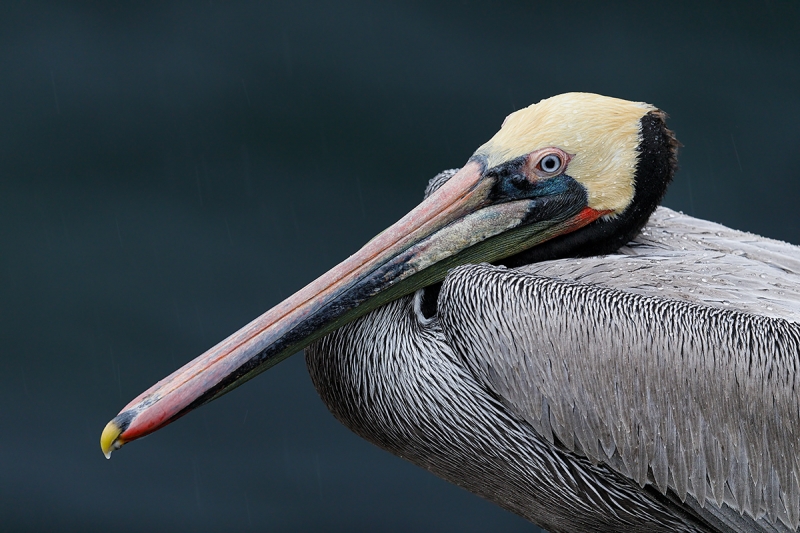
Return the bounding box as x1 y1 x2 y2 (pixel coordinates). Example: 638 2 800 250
540 154 562 173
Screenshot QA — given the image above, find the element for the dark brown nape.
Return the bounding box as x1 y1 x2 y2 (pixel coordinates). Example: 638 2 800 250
500 110 679 268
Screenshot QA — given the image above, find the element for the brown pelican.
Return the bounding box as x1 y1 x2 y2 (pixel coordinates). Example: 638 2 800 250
100 93 800 533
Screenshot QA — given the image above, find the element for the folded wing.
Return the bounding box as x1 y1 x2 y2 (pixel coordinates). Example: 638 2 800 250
438 207 800 532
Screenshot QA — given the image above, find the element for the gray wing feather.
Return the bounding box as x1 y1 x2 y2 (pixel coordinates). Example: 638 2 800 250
437 207 800 532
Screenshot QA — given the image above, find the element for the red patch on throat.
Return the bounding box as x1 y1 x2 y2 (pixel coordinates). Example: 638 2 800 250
575 206 612 226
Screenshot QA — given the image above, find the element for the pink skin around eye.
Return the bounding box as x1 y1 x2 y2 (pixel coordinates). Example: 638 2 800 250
523 147 574 179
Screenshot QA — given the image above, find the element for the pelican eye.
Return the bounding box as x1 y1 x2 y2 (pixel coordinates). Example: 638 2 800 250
538 154 563 174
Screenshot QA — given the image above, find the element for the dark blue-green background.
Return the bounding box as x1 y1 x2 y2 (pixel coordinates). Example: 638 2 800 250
1 1 798 531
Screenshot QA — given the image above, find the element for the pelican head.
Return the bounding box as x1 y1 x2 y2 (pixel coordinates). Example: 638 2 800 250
101 92 677 457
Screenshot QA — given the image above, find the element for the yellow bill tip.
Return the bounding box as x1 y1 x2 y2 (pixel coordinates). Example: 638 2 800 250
100 420 125 459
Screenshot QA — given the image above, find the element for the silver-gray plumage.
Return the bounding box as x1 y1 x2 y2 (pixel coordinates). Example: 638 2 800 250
306 183 800 533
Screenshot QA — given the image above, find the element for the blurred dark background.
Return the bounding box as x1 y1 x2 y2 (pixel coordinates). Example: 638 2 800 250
1 1 798 532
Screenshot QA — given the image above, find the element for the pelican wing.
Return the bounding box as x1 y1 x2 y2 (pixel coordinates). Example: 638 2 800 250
438 207 800 532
